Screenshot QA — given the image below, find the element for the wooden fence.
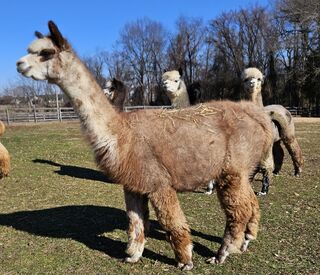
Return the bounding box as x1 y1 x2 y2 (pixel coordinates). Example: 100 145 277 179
0 106 173 124
0 107 77 124
0 105 308 125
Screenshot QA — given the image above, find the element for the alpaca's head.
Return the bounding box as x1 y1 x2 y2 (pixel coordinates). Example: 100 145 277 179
241 67 264 93
162 69 184 100
16 21 71 82
103 78 124 101
103 78 126 110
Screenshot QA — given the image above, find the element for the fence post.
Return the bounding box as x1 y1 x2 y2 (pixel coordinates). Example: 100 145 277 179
6 109 10 125
33 106 37 123
59 108 62 122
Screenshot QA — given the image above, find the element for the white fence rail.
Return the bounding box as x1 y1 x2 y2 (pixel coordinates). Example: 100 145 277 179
0 107 77 124
0 105 304 124
0 106 173 124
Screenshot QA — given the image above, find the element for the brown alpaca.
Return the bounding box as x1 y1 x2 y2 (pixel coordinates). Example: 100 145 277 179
17 21 274 270
0 121 10 178
242 68 304 194
103 78 126 111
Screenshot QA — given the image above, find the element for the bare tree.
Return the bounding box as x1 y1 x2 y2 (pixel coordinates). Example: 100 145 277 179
275 0 320 108
167 16 206 86
83 51 108 88
119 17 168 104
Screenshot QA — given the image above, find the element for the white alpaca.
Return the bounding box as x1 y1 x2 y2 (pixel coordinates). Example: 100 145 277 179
17 21 274 270
162 69 190 108
242 67 304 195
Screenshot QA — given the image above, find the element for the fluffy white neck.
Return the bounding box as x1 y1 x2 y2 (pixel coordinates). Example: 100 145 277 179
250 87 264 108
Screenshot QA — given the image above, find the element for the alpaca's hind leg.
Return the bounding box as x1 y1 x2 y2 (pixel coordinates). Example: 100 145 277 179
258 146 274 196
208 174 257 264
273 140 284 175
124 190 149 263
149 185 193 271
241 192 260 252
283 136 304 176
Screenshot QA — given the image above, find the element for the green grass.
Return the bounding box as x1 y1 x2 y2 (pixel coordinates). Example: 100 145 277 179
0 120 319 274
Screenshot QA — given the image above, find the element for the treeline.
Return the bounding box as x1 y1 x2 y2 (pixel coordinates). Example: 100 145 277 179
2 0 320 113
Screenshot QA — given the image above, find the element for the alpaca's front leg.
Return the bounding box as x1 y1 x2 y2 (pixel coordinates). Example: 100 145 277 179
149 185 193 271
124 190 149 263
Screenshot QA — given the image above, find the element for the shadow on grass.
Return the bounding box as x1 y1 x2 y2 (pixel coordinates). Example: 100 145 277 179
0 205 221 265
32 159 114 183
0 205 177 265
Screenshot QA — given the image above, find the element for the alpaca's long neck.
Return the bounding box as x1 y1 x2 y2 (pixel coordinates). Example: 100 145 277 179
250 88 264 108
55 52 123 172
172 81 190 107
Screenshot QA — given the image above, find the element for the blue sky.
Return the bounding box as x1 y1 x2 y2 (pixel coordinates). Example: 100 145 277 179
0 0 271 92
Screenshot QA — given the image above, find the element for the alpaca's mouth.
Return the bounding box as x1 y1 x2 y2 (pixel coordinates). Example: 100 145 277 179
17 64 31 75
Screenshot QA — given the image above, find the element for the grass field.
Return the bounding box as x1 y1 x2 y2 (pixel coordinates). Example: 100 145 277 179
0 119 319 274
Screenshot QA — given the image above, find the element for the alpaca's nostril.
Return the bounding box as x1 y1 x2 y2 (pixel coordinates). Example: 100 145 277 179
16 61 23 66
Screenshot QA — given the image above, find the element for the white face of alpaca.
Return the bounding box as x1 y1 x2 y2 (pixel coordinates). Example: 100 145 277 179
16 38 59 81
162 71 181 96
243 77 263 91
242 69 264 92
103 80 115 100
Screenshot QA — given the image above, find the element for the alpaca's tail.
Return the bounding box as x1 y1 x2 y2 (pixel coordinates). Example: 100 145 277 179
0 121 5 136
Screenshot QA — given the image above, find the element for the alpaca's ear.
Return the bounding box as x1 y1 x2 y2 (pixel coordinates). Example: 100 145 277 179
112 78 118 88
178 67 183 77
113 78 123 89
48 20 69 50
35 31 44 39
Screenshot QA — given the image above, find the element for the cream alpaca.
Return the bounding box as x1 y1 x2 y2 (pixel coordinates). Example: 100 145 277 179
242 67 303 193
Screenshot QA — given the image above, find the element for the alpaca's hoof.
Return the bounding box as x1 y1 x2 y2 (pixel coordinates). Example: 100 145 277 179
206 256 218 264
205 190 213 195
177 261 193 271
124 256 140 263
294 171 301 177
240 239 250 252
294 167 302 177
255 191 267 197
206 256 225 264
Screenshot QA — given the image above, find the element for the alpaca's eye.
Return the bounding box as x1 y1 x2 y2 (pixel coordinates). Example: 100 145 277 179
244 78 249 82
175 80 179 83
39 49 56 61
110 87 115 91
257 78 261 81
